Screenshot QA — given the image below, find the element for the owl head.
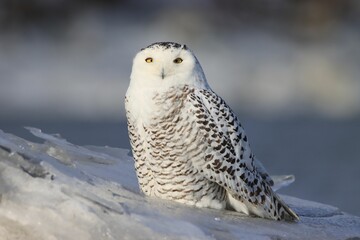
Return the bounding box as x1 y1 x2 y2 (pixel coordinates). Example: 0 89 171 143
129 42 208 91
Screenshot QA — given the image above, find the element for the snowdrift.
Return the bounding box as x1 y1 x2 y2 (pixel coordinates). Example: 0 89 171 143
0 128 359 240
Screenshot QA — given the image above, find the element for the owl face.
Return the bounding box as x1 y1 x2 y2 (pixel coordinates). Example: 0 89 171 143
129 42 208 90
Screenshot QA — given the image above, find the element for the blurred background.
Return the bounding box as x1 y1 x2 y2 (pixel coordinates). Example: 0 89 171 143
0 0 359 216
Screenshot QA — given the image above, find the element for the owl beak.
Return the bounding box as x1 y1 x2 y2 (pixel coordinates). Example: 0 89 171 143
161 68 165 79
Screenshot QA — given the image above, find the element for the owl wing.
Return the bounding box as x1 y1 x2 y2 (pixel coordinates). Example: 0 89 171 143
125 96 154 193
187 87 299 221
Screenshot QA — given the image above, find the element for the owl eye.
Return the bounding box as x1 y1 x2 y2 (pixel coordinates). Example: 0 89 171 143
173 58 183 64
145 57 153 63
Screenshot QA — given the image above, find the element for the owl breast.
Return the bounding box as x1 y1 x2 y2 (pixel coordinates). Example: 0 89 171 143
128 85 227 209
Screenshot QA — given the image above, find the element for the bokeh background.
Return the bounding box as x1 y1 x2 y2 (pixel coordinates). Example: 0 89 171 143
1 0 359 216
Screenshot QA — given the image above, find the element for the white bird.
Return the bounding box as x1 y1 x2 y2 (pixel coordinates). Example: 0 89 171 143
125 42 299 221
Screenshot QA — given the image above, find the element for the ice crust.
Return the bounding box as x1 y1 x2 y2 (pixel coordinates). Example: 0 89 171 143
0 128 359 240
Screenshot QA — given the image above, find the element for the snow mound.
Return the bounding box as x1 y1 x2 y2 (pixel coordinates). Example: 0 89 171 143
0 128 359 240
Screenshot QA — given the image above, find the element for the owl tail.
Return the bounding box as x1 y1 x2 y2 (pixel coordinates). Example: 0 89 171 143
227 190 300 221
271 192 300 221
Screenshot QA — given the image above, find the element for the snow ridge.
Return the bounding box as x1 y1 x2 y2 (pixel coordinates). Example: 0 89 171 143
0 128 359 240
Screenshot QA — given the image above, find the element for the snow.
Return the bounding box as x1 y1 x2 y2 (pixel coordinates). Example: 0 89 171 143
0 128 359 240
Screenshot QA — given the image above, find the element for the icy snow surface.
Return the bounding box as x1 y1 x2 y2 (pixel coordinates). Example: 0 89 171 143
0 128 359 240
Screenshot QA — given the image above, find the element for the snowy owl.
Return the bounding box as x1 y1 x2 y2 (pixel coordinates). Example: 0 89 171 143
125 42 299 221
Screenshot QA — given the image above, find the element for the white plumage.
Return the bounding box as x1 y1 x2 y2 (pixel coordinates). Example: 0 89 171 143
125 42 299 221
